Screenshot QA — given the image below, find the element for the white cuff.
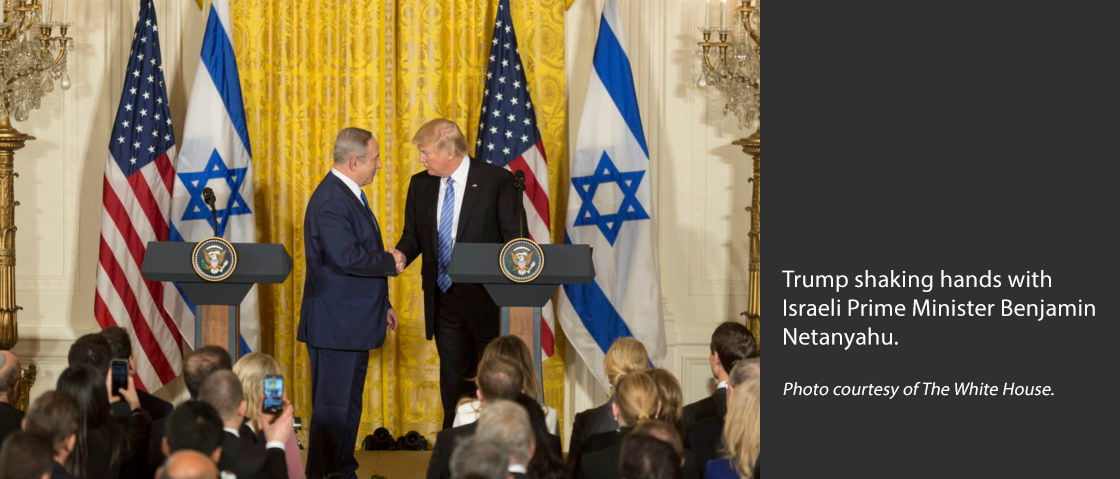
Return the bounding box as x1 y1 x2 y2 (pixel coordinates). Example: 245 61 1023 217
266 441 286 451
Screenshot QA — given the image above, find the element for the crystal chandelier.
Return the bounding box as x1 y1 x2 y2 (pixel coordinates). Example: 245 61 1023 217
697 0 759 131
1 0 73 122
0 0 73 351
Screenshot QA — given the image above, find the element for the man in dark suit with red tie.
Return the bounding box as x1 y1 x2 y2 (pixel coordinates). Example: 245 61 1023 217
395 118 522 429
299 127 402 479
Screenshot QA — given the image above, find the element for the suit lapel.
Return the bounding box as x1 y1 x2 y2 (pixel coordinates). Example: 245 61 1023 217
456 160 482 239
327 172 380 237
426 175 441 252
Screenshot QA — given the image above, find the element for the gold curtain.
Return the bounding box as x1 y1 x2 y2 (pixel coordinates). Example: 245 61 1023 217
230 0 568 445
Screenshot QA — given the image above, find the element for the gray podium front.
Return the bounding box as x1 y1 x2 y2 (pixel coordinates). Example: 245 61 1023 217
448 242 594 396
141 241 292 362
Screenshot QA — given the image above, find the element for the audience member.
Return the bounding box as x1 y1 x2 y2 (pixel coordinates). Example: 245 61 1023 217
21 391 80 479
56 363 148 479
66 334 112 375
448 437 509 479
150 345 232 478
162 401 223 463
158 449 219 479
575 371 661 479
474 400 533 479
427 356 523 479
706 379 759 479
682 322 756 434
101 326 174 420
0 350 23 444
511 394 565 479
567 337 649 472
0 431 53 479
689 358 760 477
619 432 682 479
199 370 290 479
454 336 559 434
649 368 684 428
233 352 306 479
183 346 234 401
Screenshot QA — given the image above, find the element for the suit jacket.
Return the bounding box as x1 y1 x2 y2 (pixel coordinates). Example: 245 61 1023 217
0 401 23 445
298 172 397 350
51 462 82 479
567 399 616 472
218 430 287 479
682 387 727 437
138 389 173 422
687 415 724 478
425 422 478 479
395 159 522 339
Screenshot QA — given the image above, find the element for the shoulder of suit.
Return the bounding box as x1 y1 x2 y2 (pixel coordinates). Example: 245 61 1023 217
469 159 514 177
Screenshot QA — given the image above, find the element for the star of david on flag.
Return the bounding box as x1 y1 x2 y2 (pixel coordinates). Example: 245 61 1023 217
169 0 260 353
557 0 666 392
570 152 649 246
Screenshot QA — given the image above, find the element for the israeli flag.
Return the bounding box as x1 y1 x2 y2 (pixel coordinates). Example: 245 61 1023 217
558 0 666 392
169 0 259 353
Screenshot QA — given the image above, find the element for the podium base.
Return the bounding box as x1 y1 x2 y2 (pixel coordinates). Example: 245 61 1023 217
196 305 240 363
501 306 543 400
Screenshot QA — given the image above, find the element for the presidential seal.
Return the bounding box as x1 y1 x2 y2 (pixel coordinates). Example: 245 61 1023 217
499 238 544 283
192 237 238 282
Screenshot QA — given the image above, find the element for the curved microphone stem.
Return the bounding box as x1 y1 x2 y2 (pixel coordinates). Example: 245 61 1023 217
513 171 526 238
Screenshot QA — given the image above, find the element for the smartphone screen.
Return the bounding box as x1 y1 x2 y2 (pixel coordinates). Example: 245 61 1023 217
263 375 283 414
110 359 128 397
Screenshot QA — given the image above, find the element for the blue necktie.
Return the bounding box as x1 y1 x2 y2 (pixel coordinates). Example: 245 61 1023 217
359 190 380 234
437 178 455 292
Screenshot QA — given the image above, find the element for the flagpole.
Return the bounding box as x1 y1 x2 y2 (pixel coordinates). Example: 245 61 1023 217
734 129 760 350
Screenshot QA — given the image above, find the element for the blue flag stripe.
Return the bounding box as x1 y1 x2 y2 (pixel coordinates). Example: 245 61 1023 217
200 6 252 157
562 233 635 354
591 18 649 158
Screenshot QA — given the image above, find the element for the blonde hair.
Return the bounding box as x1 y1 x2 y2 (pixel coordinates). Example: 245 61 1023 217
614 371 659 427
648 368 683 426
412 118 468 157
604 337 649 389
479 336 541 402
722 379 760 478
232 352 281 429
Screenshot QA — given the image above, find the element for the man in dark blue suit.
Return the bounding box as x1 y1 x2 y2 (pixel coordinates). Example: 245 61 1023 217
298 127 403 479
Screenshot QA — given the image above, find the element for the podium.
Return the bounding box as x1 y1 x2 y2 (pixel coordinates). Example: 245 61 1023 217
449 242 594 393
141 241 293 361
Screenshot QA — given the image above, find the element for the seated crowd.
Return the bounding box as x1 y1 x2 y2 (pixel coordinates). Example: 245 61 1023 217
0 321 759 479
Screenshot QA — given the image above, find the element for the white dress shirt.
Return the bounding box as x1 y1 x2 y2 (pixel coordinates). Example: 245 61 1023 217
435 156 470 244
331 168 365 203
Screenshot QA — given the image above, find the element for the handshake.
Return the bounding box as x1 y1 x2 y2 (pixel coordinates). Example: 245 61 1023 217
386 247 406 274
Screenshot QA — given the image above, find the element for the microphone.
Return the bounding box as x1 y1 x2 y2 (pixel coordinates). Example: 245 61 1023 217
202 187 218 237
513 171 526 238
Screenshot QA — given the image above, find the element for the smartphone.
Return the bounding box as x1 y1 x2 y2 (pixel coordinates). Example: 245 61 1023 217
110 359 129 397
262 375 284 414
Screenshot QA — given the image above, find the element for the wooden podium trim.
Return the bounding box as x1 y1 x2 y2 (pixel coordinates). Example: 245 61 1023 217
196 304 240 361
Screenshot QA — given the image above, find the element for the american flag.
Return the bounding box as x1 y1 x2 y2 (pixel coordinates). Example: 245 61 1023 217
95 0 186 391
475 0 555 356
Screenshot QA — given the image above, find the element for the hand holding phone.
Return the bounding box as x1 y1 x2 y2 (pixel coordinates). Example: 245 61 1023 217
262 375 284 414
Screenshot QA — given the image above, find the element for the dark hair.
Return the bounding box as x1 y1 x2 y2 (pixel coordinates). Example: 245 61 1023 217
512 394 567 479
56 364 119 477
0 431 54 479
166 401 224 456
68 333 112 376
100 326 132 360
477 356 523 401
184 345 232 400
619 432 682 479
711 322 756 372
23 390 80 454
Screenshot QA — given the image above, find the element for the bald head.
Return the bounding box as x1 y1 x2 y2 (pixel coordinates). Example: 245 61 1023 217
159 450 218 479
0 350 20 403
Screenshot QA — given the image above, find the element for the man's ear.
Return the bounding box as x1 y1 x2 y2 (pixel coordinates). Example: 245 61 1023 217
161 437 170 456
238 400 246 418
64 434 76 455
211 445 222 464
476 389 484 404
